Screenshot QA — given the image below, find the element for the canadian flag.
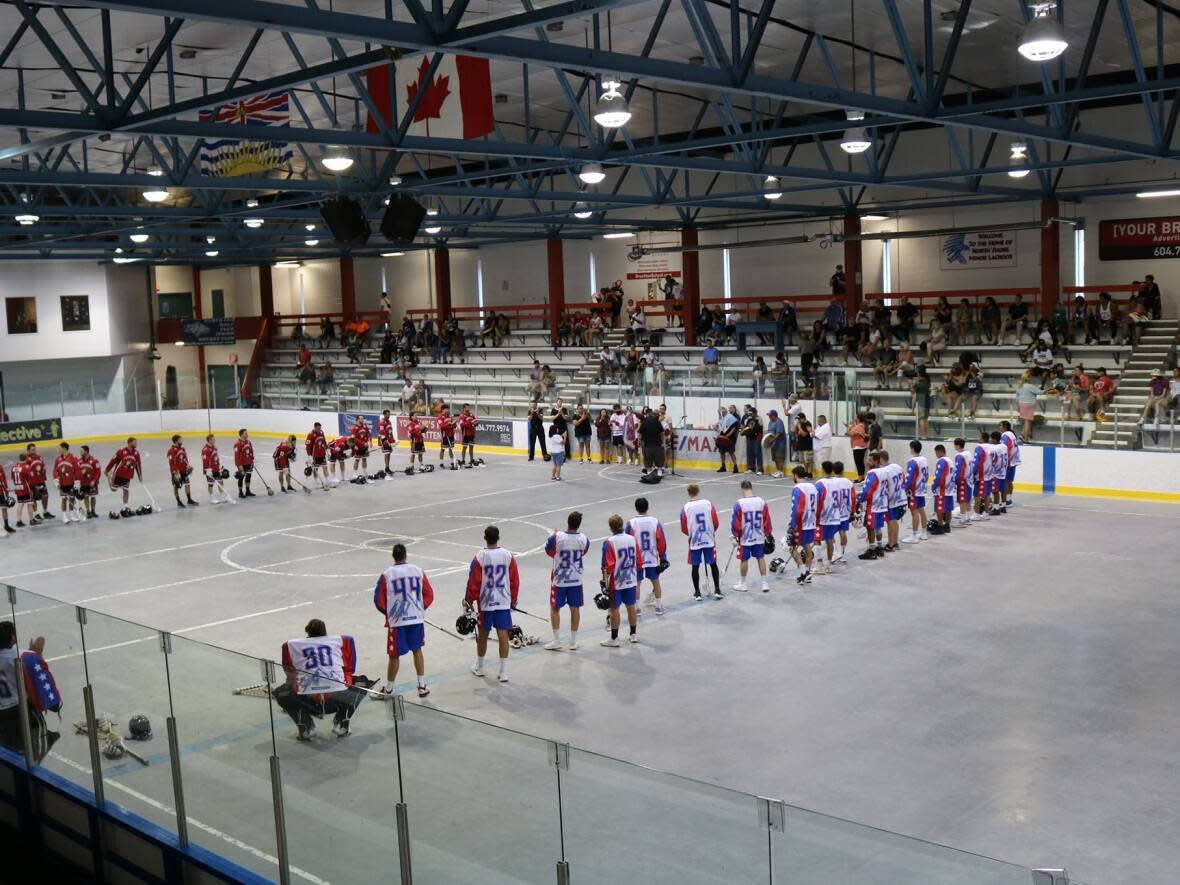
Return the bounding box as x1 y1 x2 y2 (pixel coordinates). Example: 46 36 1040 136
366 54 495 141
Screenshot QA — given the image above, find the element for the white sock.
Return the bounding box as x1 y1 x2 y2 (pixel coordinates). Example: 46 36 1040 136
498 659 507 676
384 680 395 692
552 627 560 642
476 656 485 670
570 630 578 644
416 677 425 688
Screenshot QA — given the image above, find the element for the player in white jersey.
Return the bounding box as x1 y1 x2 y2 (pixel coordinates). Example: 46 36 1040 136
830 460 854 562
627 497 669 614
465 526 520 682
928 444 955 535
989 430 1010 513
998 420 1020 507
879 450 906 552
902 441 930 544
277 619 363 740
856 451 887 560
787 466 818 584
970 432 992 521
813 461 845 572
680 484 723 599
545 511 590 650
601 515 641 646
731 479 773 592
373 544 434 698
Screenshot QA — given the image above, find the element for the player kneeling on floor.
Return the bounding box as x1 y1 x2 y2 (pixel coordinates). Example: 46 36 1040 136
374 543 433 698
545 512 590 650
276 620 365 741
466 526 520 683
601 515 641 646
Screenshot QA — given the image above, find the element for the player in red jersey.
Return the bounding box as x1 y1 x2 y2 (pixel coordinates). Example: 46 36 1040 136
167 434 199 509
52 442 81 523
457 404 478 466
272 435 297 493
104 437 142 516
24 444 52 521
305 422 329 489
327 434 352 486
10 454 37 527
350 417 372 482
201 433 232 504
376 410 395 478
233 429 256 499
76 445 101 519
0 457 14 534
436 407 458 470
405 412 426 473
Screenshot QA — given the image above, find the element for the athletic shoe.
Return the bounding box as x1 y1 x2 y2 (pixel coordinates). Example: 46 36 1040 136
3 526 14 534
732 466 739 474
716 466 727 473
858 549 877 560
693 591 702 599
244 491 256 498
628 634 639 644
470 663 485 677
567 641 579 651
30 515 42 524
713 589 724 599
1004 498 1013 507
796 571 812 585
814 562 832 575
919 530 928 540
296 721 316 741
417 685 430 698
654 603 665 615
771 471 784 478
177 501 186 509
601 637 620 647
498 673 509 683
885 544 898 552
902 535 919 544
332 720 351 738
833 553 846 564
761 581 770 593
187 498 198 506
544 640 563 651
732 581 747 592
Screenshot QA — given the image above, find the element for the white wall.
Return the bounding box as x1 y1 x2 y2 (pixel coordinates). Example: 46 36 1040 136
0 261 122 360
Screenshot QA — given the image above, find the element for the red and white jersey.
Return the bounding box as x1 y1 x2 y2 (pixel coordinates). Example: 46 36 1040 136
167 444 190 475
377 417 394 447
623 412 638 444
374 564 435 628
201 444 221 474
601 533 639 590
351 422 371 448
884 463 907 509
545 530 591 587
0 466 7 495
790 482 818 534
1000 430 1021 467
25 454 47 486
437 415 457 438
406 419 425 443
272 442 293 470
233 438 254 467
329 436 352 458
77 454 100 486
281 635 356 696
932 456 953 497
105 447 141 482
814 478 842 527
831 476 855 522
626 515 667 568
731 495 772 546
680 498 719 550
10 463 29 496
53 454 78 486
305 429 328 460
465 547 519 611
608 411 627 437
991 444 1008 478
458 413 478 438
905 456 929 497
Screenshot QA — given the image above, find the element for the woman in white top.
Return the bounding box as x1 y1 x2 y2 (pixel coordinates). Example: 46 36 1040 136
925 320 947 365
811 416 833 466
629 303 647 334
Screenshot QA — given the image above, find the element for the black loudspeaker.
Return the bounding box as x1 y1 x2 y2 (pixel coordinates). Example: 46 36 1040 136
381 195 427 244
320 197 371 247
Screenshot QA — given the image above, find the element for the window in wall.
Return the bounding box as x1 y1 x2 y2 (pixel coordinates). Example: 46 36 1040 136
60 295 90 332
158 292 193 320
476 257 485 319
589 250 597 297
5 297 37 334
1074 228 1085 289
882 240 893 305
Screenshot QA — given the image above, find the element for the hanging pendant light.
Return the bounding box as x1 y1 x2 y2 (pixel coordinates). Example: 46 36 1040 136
423 208 441 235
579 163 606 185
572 201 593 219
15 213 39 225
840 127 872 154
129 232 150 243
1019 4 1068 61
763 176 783 200
321 149 354 172
1007 143 1031 178
142 186 170 202
593 77 632 128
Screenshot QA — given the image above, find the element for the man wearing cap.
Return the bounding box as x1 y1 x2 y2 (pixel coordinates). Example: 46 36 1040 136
829 264 846 296
764 409 787 477
1139 369 1170 426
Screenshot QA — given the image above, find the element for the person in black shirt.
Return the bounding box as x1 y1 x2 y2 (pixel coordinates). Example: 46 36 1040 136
527 403 548 461
793 413 814 473
1000 294 1029 345
829 264 846 296
892 296 918 342
638 408 666 475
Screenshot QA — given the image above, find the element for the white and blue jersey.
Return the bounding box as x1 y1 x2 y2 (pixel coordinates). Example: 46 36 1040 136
832 476 854 530
932 456 953 513
905 455 929 507
281 635 356 696
602 533 640 607
546 530 590 609
885 463 907 514
789 482 818 541
731 496 772 547
680 498 719 565
626 515 668 580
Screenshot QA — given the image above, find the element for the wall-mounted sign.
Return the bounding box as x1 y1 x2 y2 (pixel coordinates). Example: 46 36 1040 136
181 317 235 345
1098 216 1180 260
939 231 1017 269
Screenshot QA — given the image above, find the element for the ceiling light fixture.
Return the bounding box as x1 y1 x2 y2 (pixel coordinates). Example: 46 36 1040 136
1008 142 1031 178
845 109 866 122
840 127 872 154
112 256 138 264
304 239 320 247
142 187 170 202
593 76 632 128
763 176 783 200
861 213 889 221
1136 188 1180 199
129 233 150 243
275 260 301 268
423 225 442 235
206 235 217 244
243 218 264 228
305 223 316 232
1019 3 1068 61
602 231 634 239
15 213 38 225
146 167 164 177
389 175 403 186
579 163 606 185
321 149 354 172
246 198 259 209
572 201 593 219
381 251 405 257
205 250 219 257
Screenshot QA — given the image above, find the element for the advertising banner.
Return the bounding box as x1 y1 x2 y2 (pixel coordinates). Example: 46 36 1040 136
1098 216 1180 260
0 418 63 447
181 317 236 345
939 231 1017 269
395 415 514 447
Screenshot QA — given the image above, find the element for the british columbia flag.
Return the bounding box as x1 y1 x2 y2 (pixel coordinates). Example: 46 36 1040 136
21 651 61 713
198 91 294 178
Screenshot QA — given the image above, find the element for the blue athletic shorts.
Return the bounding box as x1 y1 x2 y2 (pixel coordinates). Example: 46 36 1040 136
939 495 954 515
387 623 425 656
839 519 850 533
641 566 662 581
550 585 583 609
1005 466 1016 484
688 547 717 566
610 586 638 608
737 543 764 561
975 480 987 498
871 512 886 531
912 495 925 509
551 452 565 466
890 506 906 521
479 609 513 632
821 524 841 541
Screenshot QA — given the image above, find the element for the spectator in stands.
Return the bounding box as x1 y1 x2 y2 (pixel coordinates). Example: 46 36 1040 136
1087 366 1116 423
823 297 845 341
793 412 814 473
702 339 720 384
290 321 304 342
663 275 683 326
846 413 868 481
1043 363 1069 398
1021 318 1056 359
740 405 764 475
1016 372 1042 441
753 355 768 396
840 308 869 363
1030 339 1055 374
422 318 438 359
608 284 625 328
1166 329 1180 371
296 343 312 370
778 301 798 346
1089 292 1118 343
1121 297 1150 346
724 307 742 344
695 306 712 341
829 264 846 296
379 330 396 364
963 364 983 418
297 360 315 393
999 293 1029 344
1141 274 1162 320
447 321 466 365
572 311 589 346
754 301 775 345
1064 364 1090 420
401 378 420 413
872 342 901 389
953 298 974 345
317 360 335 396
941 364 966 415
764 409 787 477
799 326 819 378
597 344 617 384
527 360 544 399
540 365 556 399
1169 366 1180 413
979 296 1001 344
934 296 953 330
912 366 933 438
587 310 604 348
1051 299 1070 348
345 330 363 364
557 311 573 348
892 296 918 342
1068 294 1090 344
478 310 498 347
924 320 947 365
858 324 883 366
527 402 547 461
770 351 789 397
318 316 336 349
433 325 450 364
380 291 393 325
1138 369 1170 426
494 313 511 347
629 301 647 336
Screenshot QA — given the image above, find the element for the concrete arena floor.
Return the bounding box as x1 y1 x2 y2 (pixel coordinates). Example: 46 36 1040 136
2 437 1177 885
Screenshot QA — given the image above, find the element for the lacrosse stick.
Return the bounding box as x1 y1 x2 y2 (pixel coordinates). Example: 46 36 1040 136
289 474 313 495
255 469 276 497
74 716 149 766
723 540 738 574
141 483 158 514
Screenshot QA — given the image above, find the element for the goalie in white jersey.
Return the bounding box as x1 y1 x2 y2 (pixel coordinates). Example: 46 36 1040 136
545 512 590 651
374 544 435 698
465 525 521 683
277 619 365 740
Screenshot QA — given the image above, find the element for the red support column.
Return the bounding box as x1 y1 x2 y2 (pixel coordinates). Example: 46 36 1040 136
547 238 565 343
192 266 207 409
258 262 275 317
1040 198 1060 316
339 256 356 318
434 246 452 322
843 212 863 315
681 227 700 346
